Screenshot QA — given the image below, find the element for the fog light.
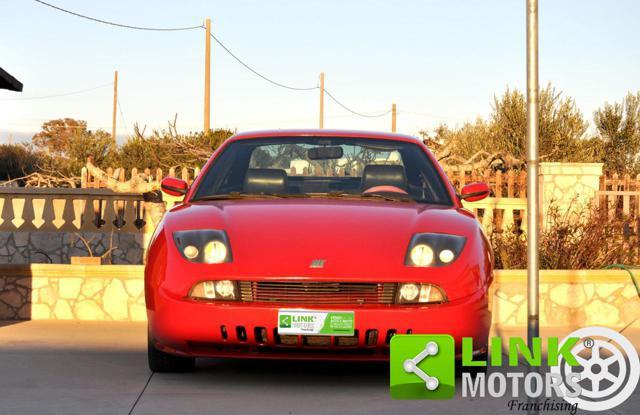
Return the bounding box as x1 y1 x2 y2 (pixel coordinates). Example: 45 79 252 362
190 280 237 300
399 283 420 301
215 280 235 298
397 283 446 304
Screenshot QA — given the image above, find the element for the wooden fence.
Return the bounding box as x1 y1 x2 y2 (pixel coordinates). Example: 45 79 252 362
462 197 527 233
441 167 528 233
444 167 527 198
77 164 529 233
82 164 527 197
596 174 640 261
598 173 640 220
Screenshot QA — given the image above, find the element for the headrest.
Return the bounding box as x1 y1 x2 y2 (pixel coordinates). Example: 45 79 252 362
361 165 407 192
243 168 288 194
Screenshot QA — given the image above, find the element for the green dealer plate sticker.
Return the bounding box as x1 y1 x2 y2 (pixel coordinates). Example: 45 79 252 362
277 310 354 336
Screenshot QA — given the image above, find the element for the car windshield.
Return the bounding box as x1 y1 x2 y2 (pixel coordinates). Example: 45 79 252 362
191 137 452 205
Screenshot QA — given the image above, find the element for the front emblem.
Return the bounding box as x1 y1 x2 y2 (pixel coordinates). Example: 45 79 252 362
309 259 326 268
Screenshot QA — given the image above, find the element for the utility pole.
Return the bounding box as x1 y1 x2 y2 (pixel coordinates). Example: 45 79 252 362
112 70 118 146
391 103 397 132
526 0 540 350
204 18 212 132
319 72 325 128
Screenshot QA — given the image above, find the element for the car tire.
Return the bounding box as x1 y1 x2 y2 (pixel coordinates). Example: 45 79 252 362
147 340 195 373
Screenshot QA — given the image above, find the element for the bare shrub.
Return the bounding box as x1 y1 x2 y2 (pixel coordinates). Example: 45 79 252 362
491 206 637 269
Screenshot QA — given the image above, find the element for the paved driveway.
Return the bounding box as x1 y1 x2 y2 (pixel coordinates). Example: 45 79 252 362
0 321 638 415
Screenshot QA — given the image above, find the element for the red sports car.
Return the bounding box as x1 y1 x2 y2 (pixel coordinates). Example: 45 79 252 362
145 129 493 372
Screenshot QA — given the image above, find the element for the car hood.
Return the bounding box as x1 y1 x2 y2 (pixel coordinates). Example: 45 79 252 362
162 199 481 280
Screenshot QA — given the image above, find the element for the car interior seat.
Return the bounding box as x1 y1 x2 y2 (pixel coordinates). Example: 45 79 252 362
243 168 288 194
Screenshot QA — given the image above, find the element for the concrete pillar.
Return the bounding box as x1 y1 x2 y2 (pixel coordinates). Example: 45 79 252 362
540 162 604 226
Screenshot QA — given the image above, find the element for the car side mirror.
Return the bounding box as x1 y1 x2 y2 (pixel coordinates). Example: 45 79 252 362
161 177 189 197
460 182 490 202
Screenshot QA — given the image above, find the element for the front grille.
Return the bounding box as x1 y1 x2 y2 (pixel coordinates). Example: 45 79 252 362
238 281 397 305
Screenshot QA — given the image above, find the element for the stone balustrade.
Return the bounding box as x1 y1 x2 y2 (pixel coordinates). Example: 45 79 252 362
0 188 164 264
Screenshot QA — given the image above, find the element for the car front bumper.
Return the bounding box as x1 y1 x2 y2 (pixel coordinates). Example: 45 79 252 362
148 287 491 361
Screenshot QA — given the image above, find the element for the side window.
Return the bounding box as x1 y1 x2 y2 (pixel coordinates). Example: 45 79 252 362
401 147 449 204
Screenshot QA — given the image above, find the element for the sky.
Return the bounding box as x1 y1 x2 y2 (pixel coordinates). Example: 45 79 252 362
1 0 639 143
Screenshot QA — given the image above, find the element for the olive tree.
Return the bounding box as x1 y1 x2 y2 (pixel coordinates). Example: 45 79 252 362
593 92 640 173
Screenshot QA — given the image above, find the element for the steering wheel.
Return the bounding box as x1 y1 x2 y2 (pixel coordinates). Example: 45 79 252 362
362 185 408 195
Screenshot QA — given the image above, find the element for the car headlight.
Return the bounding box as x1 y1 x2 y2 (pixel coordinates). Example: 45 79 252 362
173 230 232 264
190 280 238 300
405 233 466 267
397 283 446 304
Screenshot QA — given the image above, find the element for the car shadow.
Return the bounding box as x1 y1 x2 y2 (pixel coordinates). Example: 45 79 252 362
194 357 389 386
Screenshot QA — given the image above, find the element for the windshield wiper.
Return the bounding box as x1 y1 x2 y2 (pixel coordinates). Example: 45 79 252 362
323 191 411 203
323 191 360 199
361 192 412 202
191 192 309 201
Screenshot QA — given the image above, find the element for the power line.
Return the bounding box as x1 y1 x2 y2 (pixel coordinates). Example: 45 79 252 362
33 0 393 120
33 1 317 91
34 0 203 31
209 33 318 91
0 82 113 101
117 98 129 136
323 89 391 118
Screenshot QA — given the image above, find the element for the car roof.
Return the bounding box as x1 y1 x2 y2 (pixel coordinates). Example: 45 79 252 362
227 129 421 144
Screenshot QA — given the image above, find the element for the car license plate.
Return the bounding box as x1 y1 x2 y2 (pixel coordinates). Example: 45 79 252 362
277 309 355 336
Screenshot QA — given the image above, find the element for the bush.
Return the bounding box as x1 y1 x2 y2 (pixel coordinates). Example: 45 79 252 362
30 118 118 178
28 118 234 178
492 206 636 269
117 125 233 170
0 144 42 183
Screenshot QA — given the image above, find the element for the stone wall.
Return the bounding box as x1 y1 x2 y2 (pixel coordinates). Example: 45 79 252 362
0 232 148 265
494 282 640 328
1 265 638 327
0 265 145 320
